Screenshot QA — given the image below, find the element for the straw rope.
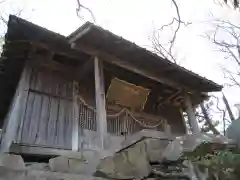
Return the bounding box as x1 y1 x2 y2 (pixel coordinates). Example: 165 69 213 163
76 94 167 134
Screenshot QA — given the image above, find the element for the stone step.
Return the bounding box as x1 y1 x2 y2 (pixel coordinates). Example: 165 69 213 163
0 168 108 180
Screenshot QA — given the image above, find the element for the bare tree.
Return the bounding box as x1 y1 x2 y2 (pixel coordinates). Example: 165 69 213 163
204 19 240 123
209 20 240 88
223 0 239 8
76 0 96 23
150 0 223 135
0 1 28 53
194 94 230 135
214 0 239 9
151 0 192 64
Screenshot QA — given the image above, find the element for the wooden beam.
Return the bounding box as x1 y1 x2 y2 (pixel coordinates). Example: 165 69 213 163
27 40 85 62
68 26 92 44
9 143 106 159
184 93 200 134
32 54 75 74
71 43 191 92
32 55 91 82
72 81 79 151
157 90 181 108
94 56 108 149
75 58 94 82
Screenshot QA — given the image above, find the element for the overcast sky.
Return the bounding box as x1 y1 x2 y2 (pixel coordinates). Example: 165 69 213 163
1 0 240 121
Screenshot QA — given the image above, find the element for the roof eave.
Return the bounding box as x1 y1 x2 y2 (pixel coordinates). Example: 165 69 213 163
68 22 223 93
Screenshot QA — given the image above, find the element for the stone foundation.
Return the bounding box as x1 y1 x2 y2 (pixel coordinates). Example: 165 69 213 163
0 133 235 180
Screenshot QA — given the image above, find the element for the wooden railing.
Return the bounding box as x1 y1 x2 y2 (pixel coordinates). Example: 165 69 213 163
78 101 167 136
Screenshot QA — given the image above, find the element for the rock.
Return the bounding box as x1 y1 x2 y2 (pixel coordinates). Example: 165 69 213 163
97 141 151 179
145 139 169 163
26 163 49 171
0 168 109 180
0 167 26 180
0 153 25 170
49 156 99 175
27 169 108 180
227 120 240 146
181 133 236 156
119 129 173 153
161 138 183 161
115 129 171 163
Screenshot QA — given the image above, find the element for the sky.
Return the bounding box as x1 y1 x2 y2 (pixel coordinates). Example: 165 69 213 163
1 0 240 126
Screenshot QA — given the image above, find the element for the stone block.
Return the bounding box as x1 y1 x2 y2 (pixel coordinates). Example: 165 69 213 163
0 153 25 170
49 156 99 175
161 138 183 161
27 169 108 180
145 139 169 162
0 168 108 180
97 141 151 179
26 163 49 171
0 167 26 180
119 129 173 153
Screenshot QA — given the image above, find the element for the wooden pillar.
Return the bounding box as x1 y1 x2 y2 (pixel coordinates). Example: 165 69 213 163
184 93 200 134
72 81 79 151
179 108 189 134
94 56 108 149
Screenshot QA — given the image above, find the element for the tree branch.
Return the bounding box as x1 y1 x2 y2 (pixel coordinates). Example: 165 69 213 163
168 0 181 56
76 0 96 23
222 67 240 88
150 0 191 64
0 15 7 25
205 19 240 88
0 0 6 4
152 28 177 62
224 0 239 8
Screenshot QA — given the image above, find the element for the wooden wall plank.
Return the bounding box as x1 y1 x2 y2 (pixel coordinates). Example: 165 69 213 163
20 92 73 149
21 92 35 144
57 99 66 147
19 67 75 149
30 93 43 144
47 97 59 146
36 95 51 145
16 65 33 143
66 100 73 148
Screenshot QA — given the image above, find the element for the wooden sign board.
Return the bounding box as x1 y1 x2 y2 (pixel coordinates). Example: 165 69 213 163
107 78 150 111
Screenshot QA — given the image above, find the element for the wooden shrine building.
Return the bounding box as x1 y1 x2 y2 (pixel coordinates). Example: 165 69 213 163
0 15 222 156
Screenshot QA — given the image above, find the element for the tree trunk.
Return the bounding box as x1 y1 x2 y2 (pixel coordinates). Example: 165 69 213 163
200 103 221 135
222 93 235 121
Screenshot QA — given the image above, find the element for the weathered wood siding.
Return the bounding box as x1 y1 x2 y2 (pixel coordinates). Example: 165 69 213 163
3 62 186 152
20 68 73 149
